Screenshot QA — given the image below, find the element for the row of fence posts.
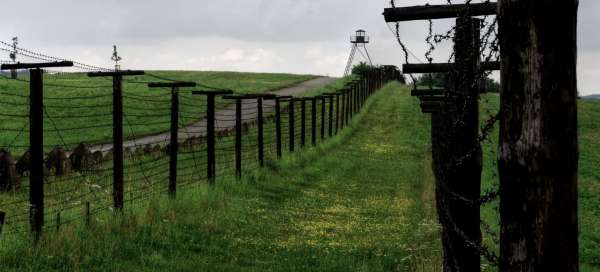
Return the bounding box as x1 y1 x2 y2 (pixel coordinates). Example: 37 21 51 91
0 65 400 238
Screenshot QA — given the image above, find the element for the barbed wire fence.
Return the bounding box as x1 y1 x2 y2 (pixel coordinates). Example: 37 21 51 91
385 0 501 270
0 46 400 239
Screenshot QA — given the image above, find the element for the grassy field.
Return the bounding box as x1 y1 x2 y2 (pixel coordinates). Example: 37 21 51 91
0 74 346 237
0 82 597 271
0 83 443 271
477 94 600 271
0 71 315 154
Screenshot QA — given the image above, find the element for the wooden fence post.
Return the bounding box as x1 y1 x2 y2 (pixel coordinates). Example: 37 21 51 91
29 68 44 236
207 94 216 184
328 95 334 137
275 98 282 158
257 97 264 167
355 81 360 113
498 1 579 270
340 91 346 129
311 98 317 146
169 88 179 197
88 70 144 211
55 212 61 231
0 62 75 237
301 99 306 147
432 17 483 271
335 94 340 134
362 76 366 108
84 202 90 226
0 211 6 235
320 96 326 140
112 74 125 209
192 90 233 185
350 83 356 118
288 99 295 152
345 88 350 123
235 99 242 178
149 82 196 196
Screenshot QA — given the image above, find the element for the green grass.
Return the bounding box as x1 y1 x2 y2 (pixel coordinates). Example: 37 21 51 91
0 82 598 271
0 83 442 271
0 71 315 154
477 94 600 271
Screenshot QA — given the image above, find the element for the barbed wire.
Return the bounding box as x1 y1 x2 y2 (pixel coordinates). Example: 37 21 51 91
387 0 501 267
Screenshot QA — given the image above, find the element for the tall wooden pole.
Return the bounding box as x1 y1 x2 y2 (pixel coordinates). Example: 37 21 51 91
289 99 295 152
275 98 282 158
311 98 317 146
29 68 44 236
235 99 242 179
89 70 145 210
206 94 216 184
498 1 579 271
328 96 334 137
0 211 5 235
320 97 326 140
112 75 125 210
192 90 232 185
301 99 306 147
432 17 482 272
335 94 340 134
169 88 179 197
257 97 264 167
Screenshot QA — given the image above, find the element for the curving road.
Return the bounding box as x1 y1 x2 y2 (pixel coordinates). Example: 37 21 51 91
89 77 338 153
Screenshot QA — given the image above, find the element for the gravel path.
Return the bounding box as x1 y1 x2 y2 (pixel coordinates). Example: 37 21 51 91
89 77 338 153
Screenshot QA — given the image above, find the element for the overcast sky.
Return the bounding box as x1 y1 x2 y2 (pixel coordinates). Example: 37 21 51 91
0 0 598 95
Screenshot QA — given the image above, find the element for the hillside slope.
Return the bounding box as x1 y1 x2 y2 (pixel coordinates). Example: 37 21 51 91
0 82 442 271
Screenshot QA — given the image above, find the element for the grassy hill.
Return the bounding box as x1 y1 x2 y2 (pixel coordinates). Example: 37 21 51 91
0 82 597 271
0 71 315 154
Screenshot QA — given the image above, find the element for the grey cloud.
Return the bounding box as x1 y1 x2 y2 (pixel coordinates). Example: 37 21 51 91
0 0 597 94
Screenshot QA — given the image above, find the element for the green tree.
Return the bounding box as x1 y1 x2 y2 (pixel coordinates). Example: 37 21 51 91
351 62 371 76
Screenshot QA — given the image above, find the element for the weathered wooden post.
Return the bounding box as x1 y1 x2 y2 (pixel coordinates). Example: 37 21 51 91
268 95 291 158
362 74 368 107
0 211 6 235
84 202 91 226
323 94 337 136
328 95 334 137
255 94 276 167
384 2 498 271
311 97 317 146
88 69 145 211
359 75 364 109
335 93 340 134
29 68 44 236
350 84 355 117
300 98 306 147
1 61 74 237
348 84 354 120
320 96 326 140
340 90 346 129
275 98 283 159
223 95 247 178
257 96 265 166
353 81 359 115
346 87 354 122
192 90 233 185
235 99 242 178
275 97 283 158
55 212 61 231
498 1 579 270
288 98 295 152
149 82 196 197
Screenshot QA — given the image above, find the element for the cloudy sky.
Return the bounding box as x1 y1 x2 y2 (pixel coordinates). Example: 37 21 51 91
0 0 597 95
